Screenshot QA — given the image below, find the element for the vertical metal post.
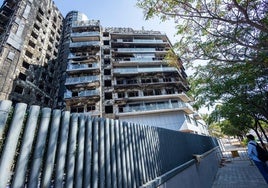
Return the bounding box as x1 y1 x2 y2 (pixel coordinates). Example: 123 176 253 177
0 103 27 188
99 118 105 188
110 119 118 188
65 113 78 188
123 122 132 188
55 111 70 187
135 125 147 183
41 109 61 187
119 121 128 188
75 114 85 188
115 120 122 188
105 118 111 188
92 117 99 188
83 116 92 188
130 123 140 187
28 107 51 188
127 123 136 188
0 100 12 139
12 105 40 188
143 125 154 180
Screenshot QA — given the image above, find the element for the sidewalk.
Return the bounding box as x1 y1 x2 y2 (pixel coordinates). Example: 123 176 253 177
212 159 268 188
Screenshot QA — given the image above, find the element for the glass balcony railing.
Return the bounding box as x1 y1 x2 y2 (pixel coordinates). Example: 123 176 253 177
70 32 100 37
65 75 99 85
121 101 193 113
70 41 100 48
72 20 100 27
132 39 164 43
117 48 156 52
78 89 99 97
114 67 176 74
64 89 99 99
67 63 99 71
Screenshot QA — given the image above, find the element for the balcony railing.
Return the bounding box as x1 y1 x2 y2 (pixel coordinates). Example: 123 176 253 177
64 89 99 99
69 41 100 48
120 100 193 114
66 63 99 71
117 48 156 52
113 67 177 74
132 39 164 43
72 20 100 27
70 32 100 38
65 75 99 85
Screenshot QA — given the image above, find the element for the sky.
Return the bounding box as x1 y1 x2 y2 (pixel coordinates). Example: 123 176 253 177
0 0 177 44
52 0 177 43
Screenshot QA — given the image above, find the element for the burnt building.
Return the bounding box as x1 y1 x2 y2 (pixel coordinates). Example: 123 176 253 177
0 0 208 134
0 0 63 107
60 11 207 134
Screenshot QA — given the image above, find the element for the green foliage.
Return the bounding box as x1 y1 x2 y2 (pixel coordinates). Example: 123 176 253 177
137 0 268 136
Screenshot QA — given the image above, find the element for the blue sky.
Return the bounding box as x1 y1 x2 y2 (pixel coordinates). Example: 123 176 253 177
0 0 177 43
53 0 177 43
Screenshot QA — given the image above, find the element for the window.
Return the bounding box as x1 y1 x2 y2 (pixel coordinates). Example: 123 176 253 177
117 80 124 85
14 85 23 94
128 91 139 97
104 80 112 87
104 59 110 65
166 88 175 94
19 73 27 81
105 92 112 99
118 92 125 98
28 40 36 48
103 49 110 55
25 51 33 58
87 105 95 111
104 69 111 75
155 89 162 95
144 90 153 96
22 61 30 69
34 23 40 31
105 106 113 113
163 78 172 82
31 31 38 39
104 40 109 45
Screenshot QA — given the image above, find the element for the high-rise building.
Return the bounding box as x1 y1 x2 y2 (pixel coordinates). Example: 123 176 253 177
0 0 208 134
0 0 63 107
60 11 208 134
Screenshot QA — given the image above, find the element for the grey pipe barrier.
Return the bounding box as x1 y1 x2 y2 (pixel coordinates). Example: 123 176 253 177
0 100 219 188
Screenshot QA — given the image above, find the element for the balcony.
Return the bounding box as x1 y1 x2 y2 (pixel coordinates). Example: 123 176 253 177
65 75 99 85
118 100 194 115
66 63 99 72
178 92 192 102
69 41 100 48
72 20 100 28
64 89 99 99
113 67 177 75
71 32 100 42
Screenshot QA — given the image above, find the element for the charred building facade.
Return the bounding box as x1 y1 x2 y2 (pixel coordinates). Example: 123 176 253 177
61 11 207 134
0 0 63 107
0 0 208 134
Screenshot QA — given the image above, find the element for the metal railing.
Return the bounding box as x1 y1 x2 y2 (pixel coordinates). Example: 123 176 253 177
0 100 218 188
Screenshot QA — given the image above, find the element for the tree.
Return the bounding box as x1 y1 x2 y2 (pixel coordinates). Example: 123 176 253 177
137 0 268 67
137 0 268 137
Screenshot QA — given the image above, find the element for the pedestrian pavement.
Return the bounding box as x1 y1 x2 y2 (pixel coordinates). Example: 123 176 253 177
212 159 268 188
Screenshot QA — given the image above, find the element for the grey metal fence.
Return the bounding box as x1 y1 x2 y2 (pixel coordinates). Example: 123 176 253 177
0 100 218 188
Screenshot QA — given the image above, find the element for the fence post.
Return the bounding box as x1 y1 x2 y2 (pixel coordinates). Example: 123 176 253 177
65 113 78 188
41 109 61 187
12 105 40 188
55 111 70 187
28 108 51 188
0 100 12 139
0 103 27 188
